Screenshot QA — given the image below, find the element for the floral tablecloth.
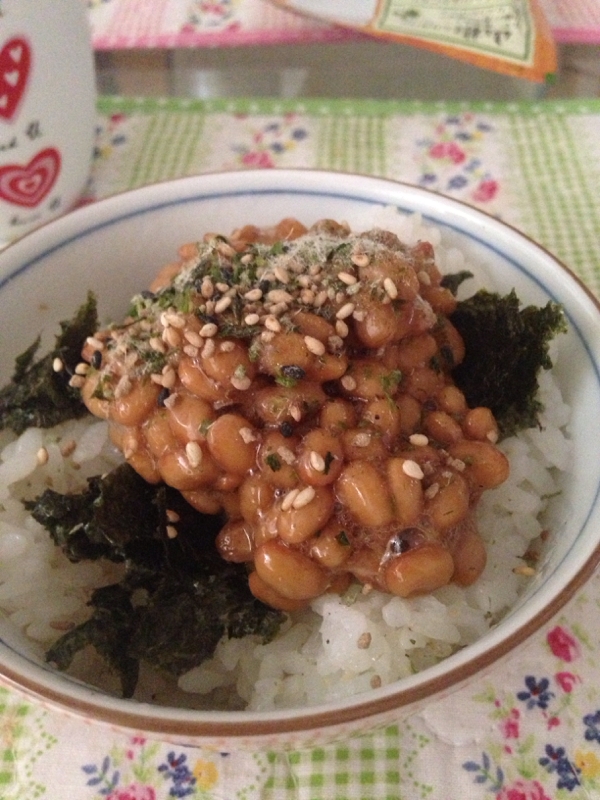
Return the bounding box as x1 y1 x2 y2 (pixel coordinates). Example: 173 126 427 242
3 95 600 799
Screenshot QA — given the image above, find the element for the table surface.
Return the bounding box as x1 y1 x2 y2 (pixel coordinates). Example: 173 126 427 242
86 0 600 49
3 94 600 799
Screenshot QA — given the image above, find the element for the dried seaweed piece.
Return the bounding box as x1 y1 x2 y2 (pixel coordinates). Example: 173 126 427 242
0 293 98 434
450 289 567 438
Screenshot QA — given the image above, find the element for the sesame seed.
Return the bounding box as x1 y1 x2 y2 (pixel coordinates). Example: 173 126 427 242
239 427 256 443
267 289 293 304
336 302 355 320
351 251 369 268
370 675 382 689
402 459 424 480
68 375 85 389
231 375 252 391
86 336 104 350
487 430 499 443
300 289 315 304
52 357 64 372
261 330 275 343
383 277 398 299
163 392 178 410
150 337 167 353
199 322 218 338
417 270 431 286
36 447 49 466
245 313 260 325
241 253 253 265
328 335 344 352
513 565 536 577
357 632 372 649
166 525 178 539
273 265 290 284
309 451 326 472
281 489 300 511
185 441 203 468
289 404 302 422
292 486 316 509
163 327 181 348
341 375 357 391
448 457 466 472
304 335 325 356
264 315 281 333
214 296 232 314
409 433 429 447
220 341 235 352
335 319 349 338
166 509 180 523
201 278 214 299
202 338 215 358
337 271 357 285
164 312 186 329
425 482 440 499
215 282 229 293
184 330 203 347
60 439 77 457
183 345 199 358
216 241 236 259
161 368 177 389
353 432 371 447
244 288 263 302
277 446 296 464
352 310 366 322
313 290 328 308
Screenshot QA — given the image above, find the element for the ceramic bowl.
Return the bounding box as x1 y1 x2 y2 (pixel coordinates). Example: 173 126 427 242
0 169 599 750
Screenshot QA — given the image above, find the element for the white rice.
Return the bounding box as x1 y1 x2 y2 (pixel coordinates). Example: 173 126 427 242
0 210 572 709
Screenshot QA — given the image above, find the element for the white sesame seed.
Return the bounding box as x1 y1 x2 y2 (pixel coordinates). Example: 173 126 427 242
161 368 177 389
52 357 64 372
68 374 86 389
513 565 536 577
239 427 256 443
425 482 440 499
353 432 371 447
274 265 290 284
337 271 357 285
183 345 198 358
215 282 229 293
150 337 167 353
335 319 349 338
199 322 218 338
487 430 499 443
336 302 355 320
244 313 260 325
341 375 357 391
289 403 302 422
417 270 431 286
163 327 181 348
244 288 263 302
383 277 398 299
184 330 203 347
36 447 49 466
277 446 296 464
201 338 216 359
241 253 253 265
201 278 214 299
292 486 316 509
261 330 275 343
281 489 300 511
267 289 293 304
166 525 178 539
214 296 232 314
402 459 424 480
409 433 429 447
328 335 344 352
309 451 326 472
351 251 370 268
220 341 235 352
352 310 366 322
264 315 281 333
300 289 315 304
166 509 180 523
357 632 372 649
304 335 325 356
60 439 77 457
163 392 178 410
165 312 186 329
231 375 252 391
86 336 104 350
185 441 203 468
313 290 328 308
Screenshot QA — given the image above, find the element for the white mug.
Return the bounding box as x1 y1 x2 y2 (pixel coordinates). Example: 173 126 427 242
0 0 96 246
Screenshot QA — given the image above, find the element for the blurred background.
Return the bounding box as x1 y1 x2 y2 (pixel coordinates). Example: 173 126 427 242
89 1 600 101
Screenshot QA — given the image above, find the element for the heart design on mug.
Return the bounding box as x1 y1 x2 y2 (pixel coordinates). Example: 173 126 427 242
0 147 61 207
0 37 32 121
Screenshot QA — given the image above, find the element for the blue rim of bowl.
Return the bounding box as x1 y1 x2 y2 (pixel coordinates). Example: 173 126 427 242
0 169 599 739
